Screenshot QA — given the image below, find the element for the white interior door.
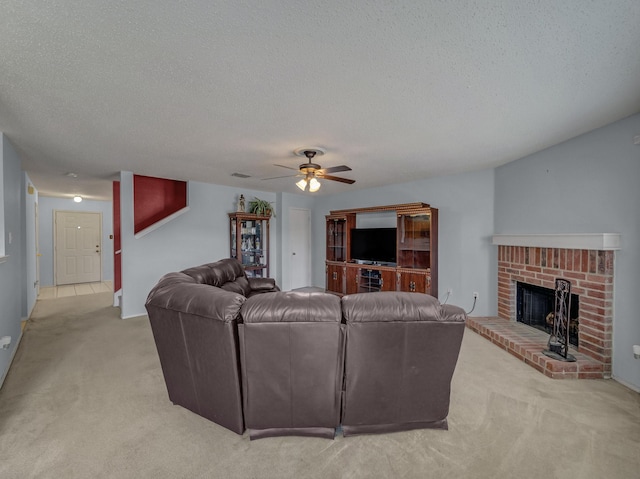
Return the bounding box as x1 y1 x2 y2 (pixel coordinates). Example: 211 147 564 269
289 208 311 289
55 211 102 285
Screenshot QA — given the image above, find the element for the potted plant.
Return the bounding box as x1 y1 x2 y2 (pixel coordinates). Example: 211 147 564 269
248 197 275 217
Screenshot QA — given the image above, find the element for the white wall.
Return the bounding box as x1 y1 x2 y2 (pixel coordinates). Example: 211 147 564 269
37 196 114 287
313 168 497 316
119 172 278 318
494 113 640 391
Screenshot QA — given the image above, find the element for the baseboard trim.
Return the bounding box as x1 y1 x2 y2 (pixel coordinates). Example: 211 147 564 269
612 375 640 393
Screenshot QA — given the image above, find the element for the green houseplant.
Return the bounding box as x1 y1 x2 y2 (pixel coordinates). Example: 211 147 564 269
248 197 275 217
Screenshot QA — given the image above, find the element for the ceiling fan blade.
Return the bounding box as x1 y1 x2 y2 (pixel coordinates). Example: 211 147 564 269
318 165 352 174
321 174 355 184
262 173 300 180
273 163 300 171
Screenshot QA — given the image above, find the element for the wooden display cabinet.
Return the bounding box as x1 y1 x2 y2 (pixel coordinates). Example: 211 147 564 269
325 203 438 296
229 212 270 278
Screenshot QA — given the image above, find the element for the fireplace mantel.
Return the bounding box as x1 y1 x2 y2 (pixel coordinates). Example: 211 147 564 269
492 233 621 250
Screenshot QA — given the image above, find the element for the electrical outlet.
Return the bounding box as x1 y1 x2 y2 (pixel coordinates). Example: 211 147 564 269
473 292 479 299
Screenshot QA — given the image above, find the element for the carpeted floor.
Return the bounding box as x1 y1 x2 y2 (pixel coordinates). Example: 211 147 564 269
0 292 638 479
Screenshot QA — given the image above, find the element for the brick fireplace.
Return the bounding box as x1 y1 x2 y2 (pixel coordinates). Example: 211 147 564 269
469 234 619 379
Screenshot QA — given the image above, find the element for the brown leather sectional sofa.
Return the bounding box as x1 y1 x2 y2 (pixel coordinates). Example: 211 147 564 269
145 259 467 440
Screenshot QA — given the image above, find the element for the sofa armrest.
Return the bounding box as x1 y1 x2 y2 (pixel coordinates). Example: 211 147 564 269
247 277 279 292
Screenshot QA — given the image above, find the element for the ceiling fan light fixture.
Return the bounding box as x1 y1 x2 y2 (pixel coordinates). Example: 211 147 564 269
309 177 321 192
296 178 307 191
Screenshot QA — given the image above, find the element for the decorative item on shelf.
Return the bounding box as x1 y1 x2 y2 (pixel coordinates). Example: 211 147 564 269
249 197 275 217
237 194 245 212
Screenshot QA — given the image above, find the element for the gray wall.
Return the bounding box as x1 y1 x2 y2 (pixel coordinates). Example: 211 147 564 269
119 172 278 318
0 135 24 387
313 168 497 316
37 196 114 287
495 113 640 390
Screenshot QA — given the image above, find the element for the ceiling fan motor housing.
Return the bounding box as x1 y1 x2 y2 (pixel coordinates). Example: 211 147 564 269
300 162 322 174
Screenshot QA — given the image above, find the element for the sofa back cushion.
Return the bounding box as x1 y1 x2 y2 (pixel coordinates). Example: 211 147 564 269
342 291 464 323
241 291 342 323
182 258 247 288
221 276 251 297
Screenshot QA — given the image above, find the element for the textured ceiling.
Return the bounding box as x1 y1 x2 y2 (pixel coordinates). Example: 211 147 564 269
1 1 639 200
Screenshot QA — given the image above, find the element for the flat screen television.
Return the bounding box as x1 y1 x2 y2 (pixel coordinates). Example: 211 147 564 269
350 228 397 265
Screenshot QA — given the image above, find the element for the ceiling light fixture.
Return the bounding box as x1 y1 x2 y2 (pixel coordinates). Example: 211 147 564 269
309 177 321 192
296 175 321 192
73 195 83 203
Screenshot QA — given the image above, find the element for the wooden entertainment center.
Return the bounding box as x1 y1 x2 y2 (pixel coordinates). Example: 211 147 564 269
325 202 438 296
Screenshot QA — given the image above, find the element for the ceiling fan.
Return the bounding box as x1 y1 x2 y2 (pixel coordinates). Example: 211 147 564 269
263 148 355 192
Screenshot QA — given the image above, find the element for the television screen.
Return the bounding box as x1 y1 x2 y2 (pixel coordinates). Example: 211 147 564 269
350 228 396 264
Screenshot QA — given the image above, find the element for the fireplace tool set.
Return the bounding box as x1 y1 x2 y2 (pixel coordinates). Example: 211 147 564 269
542 278 576 362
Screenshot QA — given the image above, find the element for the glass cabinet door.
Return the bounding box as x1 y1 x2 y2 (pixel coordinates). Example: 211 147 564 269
326 218 347 262
397 213 431 269
229 214 270 277
239 218 267 277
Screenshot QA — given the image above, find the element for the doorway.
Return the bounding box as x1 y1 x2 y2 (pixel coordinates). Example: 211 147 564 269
54 211 102 285
289 208 311 289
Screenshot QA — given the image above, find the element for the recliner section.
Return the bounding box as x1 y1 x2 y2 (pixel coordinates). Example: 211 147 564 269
239 291 344 439
340 292 467 436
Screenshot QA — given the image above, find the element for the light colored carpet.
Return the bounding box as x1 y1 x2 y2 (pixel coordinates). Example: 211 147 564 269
0 292 638 479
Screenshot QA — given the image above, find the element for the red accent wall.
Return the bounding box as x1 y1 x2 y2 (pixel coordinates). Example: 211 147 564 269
113 181 122 292
133 175 187 234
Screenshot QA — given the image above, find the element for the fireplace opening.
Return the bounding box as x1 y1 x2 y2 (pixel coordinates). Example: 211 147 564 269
516 282 579 347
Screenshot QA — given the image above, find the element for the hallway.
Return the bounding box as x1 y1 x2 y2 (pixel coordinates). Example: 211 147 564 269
37 281 113 300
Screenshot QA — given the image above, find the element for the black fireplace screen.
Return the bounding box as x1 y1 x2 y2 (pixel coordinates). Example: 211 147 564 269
516 282 579 347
